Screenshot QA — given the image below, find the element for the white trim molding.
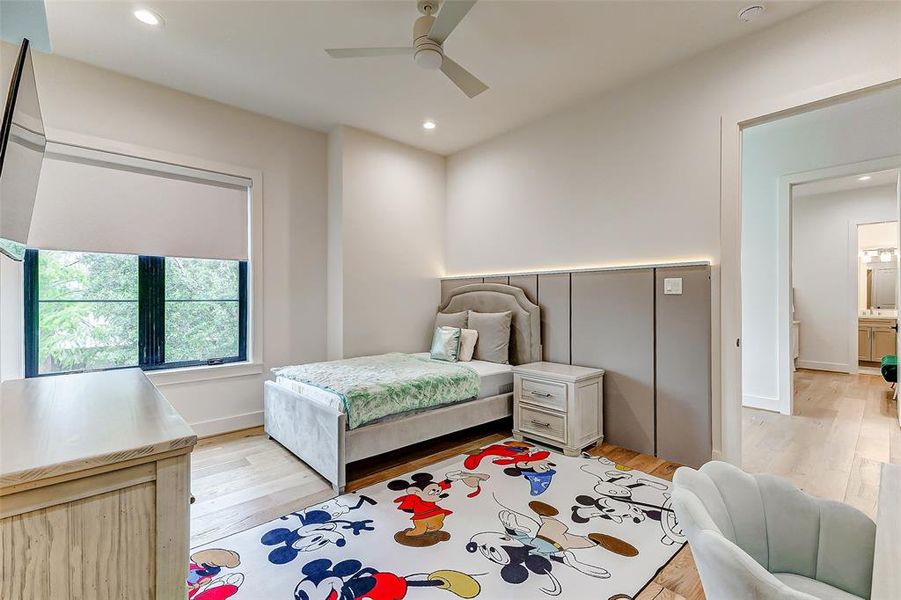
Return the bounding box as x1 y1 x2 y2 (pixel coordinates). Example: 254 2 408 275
742 393 784 414
190 410 264 438
795 360 852 373
147 362 264 387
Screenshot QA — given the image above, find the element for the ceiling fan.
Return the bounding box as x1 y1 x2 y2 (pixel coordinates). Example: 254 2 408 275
325 0 488 98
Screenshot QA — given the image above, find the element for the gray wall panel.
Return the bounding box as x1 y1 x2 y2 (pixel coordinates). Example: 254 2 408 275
440 278 483 305
536 273 570 364
483 276 510 285
509 275 538 304
656 266 711 468
571 270 655 455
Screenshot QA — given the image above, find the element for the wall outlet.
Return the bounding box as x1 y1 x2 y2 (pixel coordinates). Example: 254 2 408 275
664 277 683 295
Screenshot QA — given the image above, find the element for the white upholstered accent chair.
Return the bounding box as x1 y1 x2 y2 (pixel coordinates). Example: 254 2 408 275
673 462 876 600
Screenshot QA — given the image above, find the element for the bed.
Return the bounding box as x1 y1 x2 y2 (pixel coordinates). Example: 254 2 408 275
263 283 541 492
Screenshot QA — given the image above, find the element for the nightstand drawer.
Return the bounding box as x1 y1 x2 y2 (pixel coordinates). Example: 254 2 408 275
519 405 567 443
520 377 567 411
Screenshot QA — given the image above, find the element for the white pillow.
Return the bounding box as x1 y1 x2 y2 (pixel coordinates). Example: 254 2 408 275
458 328 479 362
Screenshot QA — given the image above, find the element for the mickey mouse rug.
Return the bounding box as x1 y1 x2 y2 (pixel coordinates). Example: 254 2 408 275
187 440 686 600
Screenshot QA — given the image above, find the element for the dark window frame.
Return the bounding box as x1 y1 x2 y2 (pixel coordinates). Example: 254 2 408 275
24 249 248 378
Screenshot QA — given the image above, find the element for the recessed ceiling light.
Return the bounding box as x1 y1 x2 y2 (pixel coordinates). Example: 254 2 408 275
133 8 163 26
422 120 437 130
738 5 765 23
858 175 872 181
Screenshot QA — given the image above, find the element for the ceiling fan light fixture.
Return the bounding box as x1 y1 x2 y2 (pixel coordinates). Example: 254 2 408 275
414 48 443 70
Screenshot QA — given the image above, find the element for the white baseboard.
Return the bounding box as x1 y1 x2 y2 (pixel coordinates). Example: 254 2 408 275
742 393 784 413
190 410 263 438
795 360 850 373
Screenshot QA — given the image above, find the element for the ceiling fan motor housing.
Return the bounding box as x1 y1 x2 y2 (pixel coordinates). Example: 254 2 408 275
413 14 442 69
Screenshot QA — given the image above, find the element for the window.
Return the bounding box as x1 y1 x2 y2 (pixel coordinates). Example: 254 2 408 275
25 249 247 377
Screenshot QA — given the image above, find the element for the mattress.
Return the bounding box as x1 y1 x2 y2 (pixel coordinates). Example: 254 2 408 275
273 353 513 419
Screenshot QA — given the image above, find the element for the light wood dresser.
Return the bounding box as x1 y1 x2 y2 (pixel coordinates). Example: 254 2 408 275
512 362 604 456
0 368 197 600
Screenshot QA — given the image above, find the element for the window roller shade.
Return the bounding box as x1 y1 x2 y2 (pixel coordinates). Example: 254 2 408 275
27 154 249 261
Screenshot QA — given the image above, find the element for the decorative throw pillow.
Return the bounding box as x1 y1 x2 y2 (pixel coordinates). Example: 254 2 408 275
458 328 479 362
435 311 468 329
430 326 462 362
468 311 512 364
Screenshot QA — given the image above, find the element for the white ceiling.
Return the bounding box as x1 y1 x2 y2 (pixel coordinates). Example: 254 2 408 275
794 169 900 198
44 0 818 155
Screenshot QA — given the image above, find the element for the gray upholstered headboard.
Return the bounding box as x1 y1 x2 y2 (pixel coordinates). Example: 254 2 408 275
438 283 541 365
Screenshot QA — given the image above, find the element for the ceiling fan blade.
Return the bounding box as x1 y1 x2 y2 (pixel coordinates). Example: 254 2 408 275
440 55 488 98
428 0 477 44
325 47 414 58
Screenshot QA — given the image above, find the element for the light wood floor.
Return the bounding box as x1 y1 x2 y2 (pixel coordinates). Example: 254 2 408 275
742 368 901 518
190 422 704 600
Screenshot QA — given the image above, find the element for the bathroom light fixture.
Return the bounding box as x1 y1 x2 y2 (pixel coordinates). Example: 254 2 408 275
858 175 872 181
422 120 437 130
133 8 163 26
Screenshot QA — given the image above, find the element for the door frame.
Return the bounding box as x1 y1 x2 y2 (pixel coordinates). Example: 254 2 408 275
719 71 901 465
773 158 901 416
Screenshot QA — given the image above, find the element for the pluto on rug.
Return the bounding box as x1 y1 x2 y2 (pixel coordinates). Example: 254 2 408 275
187 440 685 600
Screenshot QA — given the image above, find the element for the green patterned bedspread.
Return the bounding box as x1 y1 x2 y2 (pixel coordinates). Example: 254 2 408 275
272 353 480 429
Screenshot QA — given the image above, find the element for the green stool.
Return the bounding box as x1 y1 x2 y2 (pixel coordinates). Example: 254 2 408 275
880 354 897 386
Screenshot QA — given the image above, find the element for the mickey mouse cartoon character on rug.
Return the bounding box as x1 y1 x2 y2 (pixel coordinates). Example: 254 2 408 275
467 498 638 596
571 457 685 547
387 470 488 547
463 441 557 496
293 558 481 600
261 495 378 565
187 548 244 600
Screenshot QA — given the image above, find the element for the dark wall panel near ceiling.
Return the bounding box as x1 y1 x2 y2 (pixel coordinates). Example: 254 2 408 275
536 273 570 364
571 269 655 455
656 265 712 468
440 277 482 306
509 274 538 304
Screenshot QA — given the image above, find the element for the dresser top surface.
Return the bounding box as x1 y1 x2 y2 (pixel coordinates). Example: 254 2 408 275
513 361 605 381
1 368 196 490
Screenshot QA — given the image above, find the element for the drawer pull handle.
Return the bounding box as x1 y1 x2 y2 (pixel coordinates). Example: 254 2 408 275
530 419 551 428
530 391 553 398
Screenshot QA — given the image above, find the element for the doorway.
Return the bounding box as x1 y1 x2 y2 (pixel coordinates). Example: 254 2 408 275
737 84 901 516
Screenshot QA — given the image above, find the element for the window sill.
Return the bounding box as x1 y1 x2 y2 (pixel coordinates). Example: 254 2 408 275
146 361 264 387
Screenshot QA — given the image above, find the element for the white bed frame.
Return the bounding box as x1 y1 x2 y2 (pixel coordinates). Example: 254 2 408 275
264 283 542 493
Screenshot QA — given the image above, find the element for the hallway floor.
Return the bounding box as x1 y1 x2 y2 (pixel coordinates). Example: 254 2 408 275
743 368 901 518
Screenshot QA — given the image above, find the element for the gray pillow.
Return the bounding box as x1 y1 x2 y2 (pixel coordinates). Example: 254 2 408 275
430 326 462 362
468 310 512 364
435 311 468 329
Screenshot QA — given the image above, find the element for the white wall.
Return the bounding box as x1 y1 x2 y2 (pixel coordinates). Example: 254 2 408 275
792 185 896 372
0 44 328 436
328 126 445 358
741 87 901 409
0 255 23 381
445 2 901 454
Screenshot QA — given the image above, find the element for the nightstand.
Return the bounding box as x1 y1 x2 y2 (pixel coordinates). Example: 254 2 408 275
512 362 604 456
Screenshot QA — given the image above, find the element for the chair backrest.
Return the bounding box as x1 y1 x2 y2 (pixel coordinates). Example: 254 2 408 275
673 461 876 600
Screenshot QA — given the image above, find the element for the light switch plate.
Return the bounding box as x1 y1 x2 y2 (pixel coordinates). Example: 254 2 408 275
664 277 683 295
